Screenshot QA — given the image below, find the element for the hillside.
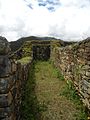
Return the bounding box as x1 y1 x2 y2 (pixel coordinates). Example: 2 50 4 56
9 36 76 52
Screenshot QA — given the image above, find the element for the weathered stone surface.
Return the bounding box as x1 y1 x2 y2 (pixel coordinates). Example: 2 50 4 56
0 78 8 94
51 39 90 110
0 104 14 119
0 75 16 94
0 37 32 119
0 56 11 77
86 71 90 77
11 61 17 73
0 36 10 55
0 92 13 107
88 88 90 94
0 61 31 119
1 115 16 120
33 44 50 60
0 38 90 119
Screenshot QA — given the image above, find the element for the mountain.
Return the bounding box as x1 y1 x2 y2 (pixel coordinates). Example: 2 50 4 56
9 36 76 52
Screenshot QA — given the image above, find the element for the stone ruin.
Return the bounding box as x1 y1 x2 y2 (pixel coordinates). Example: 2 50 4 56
0 36 90 120
32 41 50 60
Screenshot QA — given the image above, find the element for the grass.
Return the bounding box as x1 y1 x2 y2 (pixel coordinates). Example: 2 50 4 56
60 80 87 119
21 60 88 120
18 56 31 64
48 60 65 81
21 62 40 120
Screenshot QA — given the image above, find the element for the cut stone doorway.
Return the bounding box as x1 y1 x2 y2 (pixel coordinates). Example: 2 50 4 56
32 44 50 60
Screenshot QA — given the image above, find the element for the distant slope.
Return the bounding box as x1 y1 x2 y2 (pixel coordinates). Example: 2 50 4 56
9 36 76 52
9 36 56 51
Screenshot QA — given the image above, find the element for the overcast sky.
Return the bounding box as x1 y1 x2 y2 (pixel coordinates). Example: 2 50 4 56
0 0 90 41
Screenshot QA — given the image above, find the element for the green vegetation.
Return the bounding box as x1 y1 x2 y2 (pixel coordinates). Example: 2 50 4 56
21 62 39 120
21 41 32 57
49 60 65 81
60 80 87 119
18 57 31 64
21 61 87 120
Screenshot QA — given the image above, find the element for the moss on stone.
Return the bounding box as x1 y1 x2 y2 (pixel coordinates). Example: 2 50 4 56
18 57 31 64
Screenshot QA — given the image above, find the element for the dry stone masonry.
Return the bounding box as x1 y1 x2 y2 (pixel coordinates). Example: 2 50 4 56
0 36 32 120
0 36 90 120
51 38 90 110
32 41 50 60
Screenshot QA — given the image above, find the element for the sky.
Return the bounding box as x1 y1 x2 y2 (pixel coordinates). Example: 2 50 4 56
0 0 90 41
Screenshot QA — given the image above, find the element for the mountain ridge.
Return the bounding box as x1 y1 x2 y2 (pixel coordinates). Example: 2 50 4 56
9 36 76 51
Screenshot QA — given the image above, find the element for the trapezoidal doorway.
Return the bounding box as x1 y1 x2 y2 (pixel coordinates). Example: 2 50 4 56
32 41 50 60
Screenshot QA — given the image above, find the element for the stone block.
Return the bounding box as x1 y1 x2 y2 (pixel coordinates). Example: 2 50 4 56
88 88 90 94
0 92 13 107
83 98 90 108
1 114 16 120
0 36 10 55
0 75 16 94
87 61 90 65
11 61 17 73
0 78 9 94
83 80 90 87
0 104 14 119
10 85 17 100
86 71 90 77
82 65 90 70
82 75 90 81
83 93 89 98
0 56 11 77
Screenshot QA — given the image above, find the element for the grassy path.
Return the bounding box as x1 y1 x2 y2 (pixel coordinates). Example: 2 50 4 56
21 61 87 120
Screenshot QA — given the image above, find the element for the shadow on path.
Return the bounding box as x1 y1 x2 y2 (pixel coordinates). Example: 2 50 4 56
21 61 42 120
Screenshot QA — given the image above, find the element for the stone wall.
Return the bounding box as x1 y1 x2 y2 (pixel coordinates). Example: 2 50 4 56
0 39 61 119
33 42 50 60
11 40 51 61
51 38 90 110
0 37 32 120
0 36 90 119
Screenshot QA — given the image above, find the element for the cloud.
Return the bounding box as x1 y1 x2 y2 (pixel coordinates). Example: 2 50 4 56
0 0 90 41
38 0 60 11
